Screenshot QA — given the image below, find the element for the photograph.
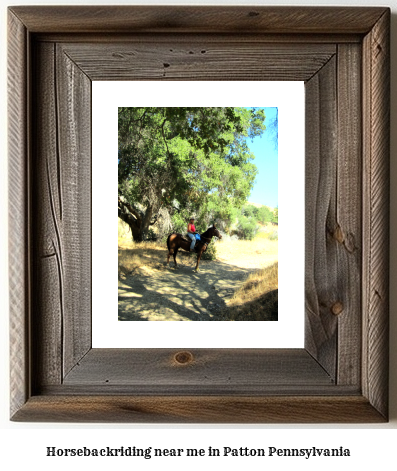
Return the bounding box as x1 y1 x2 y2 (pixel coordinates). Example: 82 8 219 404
117 106 279 322
92 81 304 349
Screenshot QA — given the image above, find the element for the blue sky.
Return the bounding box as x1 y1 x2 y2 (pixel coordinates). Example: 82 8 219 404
246 107 278 208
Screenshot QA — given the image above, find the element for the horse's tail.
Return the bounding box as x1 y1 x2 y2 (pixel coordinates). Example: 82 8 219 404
166 232 175 251
166 234 171 251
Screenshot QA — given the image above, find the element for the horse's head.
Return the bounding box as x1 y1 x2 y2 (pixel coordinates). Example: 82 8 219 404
212 224 222 240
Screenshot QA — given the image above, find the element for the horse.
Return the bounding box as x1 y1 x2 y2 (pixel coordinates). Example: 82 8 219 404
166 224 222 271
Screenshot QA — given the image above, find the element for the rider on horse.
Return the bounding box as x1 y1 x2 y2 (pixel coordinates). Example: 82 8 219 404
167 222 221 271
187 217 197 252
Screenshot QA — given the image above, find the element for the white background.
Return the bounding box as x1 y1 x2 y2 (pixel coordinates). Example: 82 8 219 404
1 0 396 469
92 81 305 348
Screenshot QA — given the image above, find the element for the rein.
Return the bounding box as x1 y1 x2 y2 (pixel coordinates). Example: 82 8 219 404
199 230 219 245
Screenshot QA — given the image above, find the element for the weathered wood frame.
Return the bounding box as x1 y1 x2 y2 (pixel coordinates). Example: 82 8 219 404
8 6 390 423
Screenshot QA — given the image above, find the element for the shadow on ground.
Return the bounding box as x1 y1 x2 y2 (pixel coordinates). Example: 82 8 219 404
118 258 254 321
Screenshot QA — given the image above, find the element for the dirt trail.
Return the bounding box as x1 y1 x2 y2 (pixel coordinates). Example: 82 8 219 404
118 250 278 321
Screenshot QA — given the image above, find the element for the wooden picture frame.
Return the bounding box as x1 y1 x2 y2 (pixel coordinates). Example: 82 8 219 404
8 6 390 423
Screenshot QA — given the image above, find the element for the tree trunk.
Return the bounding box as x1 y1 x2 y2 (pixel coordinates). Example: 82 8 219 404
140 204 154 241
118 198 155 242
118 210 141 241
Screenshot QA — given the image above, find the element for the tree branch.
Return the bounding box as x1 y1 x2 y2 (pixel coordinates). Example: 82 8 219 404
150 214 158 226
118 197 143 223
141 204 154 231
118 206 139 230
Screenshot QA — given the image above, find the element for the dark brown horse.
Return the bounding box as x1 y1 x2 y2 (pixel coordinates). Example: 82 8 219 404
166 224 222 271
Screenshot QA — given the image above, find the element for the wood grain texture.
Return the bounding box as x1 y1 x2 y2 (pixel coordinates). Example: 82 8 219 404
31 42 92 388
60 42 335 82
32 42 63 387
304 56 338 378
9 6 387 34
34 33 363 45
11 396 386 424
62 349 333 391
8 10 29 418
8 6 390 423
55 45 91 377
362 10 390 419
336 44 362 386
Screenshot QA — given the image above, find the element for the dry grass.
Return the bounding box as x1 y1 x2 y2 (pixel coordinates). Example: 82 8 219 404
118 233 278 321
219 262 278 321
215 236 278 269
118 237 166 278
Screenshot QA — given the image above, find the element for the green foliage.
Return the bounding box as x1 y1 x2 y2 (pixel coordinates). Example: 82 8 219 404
201 241 218 260
145 228 158 241
233 204 275 236
224 204 276 241
272 207 278 224
257 205 273 223
170 212 188 235
118 107 266 241
236 215 259 241
242 205 255 218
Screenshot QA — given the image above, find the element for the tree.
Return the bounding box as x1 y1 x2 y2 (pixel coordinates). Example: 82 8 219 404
257 205 273 224
118 107 266 241
272 207 278 225
242 205 255 218
236 214 259 240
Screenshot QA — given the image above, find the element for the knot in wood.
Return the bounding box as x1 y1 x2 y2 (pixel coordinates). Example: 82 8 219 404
331 302 344 316
174 351 194 365
333 225 344 244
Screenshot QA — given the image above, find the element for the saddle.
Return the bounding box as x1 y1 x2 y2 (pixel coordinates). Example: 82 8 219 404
183 233 202 251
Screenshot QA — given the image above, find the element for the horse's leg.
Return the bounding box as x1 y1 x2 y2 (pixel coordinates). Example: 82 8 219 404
195 251 202 272
166 235 173 267
173 247 179 267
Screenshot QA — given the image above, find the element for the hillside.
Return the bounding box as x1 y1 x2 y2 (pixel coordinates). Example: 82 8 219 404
247 201 275 211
